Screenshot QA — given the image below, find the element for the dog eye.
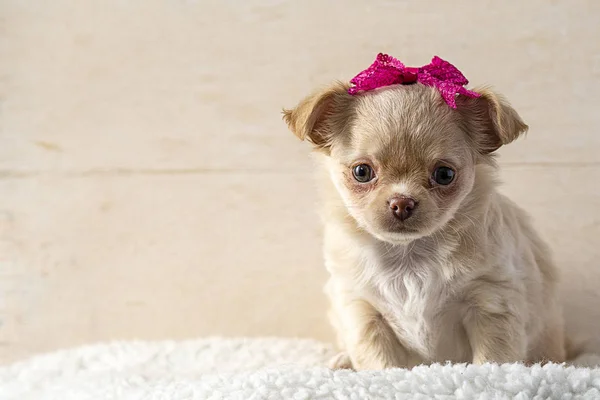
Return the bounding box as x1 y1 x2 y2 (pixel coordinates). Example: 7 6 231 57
432 166 455 185
352 164 374 183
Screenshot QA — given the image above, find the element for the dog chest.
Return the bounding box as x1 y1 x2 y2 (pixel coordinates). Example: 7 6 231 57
365 255 471 362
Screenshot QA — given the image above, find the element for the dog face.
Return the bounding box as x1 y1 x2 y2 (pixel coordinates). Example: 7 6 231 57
284 82 527 244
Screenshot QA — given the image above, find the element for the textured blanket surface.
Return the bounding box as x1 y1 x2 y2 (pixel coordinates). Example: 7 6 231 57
2 338 600 399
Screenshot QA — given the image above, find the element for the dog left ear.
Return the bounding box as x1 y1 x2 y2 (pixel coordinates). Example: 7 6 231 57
282 81 353 153
457 87 528 154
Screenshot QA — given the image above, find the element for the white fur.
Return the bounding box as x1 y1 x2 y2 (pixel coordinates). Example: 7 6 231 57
2 338 600 399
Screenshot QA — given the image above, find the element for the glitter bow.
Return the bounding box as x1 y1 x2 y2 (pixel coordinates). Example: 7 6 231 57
348 53 480 108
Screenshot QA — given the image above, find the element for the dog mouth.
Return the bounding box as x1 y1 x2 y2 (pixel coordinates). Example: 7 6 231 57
370 226 426 245
391 226 418 233
381 219 422 235
388 227 424 240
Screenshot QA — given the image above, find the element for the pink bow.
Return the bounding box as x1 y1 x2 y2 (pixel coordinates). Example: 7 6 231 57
348 54 480 108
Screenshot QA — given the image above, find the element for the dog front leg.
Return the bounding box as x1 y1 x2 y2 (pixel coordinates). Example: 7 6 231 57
337 298 408 370
463 307 527 364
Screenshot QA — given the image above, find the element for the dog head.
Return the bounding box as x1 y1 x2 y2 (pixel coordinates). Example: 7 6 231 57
283 82 527 244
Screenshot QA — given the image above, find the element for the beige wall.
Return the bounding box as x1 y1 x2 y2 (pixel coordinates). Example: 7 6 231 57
1 0 599 364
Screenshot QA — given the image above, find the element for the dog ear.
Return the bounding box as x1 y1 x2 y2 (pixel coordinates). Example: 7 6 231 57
457 87 528 154
282 81 353 152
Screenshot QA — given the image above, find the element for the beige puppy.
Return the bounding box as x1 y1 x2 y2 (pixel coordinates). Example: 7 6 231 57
283 81 566 369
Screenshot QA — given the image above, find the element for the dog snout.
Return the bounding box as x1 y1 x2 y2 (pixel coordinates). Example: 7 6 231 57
389 196 417 221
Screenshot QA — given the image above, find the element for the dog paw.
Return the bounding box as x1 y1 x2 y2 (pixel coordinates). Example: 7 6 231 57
328 352 354 370
570 352 600 368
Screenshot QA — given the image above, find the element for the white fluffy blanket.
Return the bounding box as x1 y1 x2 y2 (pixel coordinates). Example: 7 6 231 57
2 338 600 399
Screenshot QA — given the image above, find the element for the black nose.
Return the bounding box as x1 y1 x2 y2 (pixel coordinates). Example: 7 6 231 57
389 196 417 221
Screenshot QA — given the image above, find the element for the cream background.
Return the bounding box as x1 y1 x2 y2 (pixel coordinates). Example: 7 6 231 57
0 0 599 363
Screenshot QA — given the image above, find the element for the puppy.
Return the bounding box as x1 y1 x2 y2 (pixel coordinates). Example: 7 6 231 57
283 80 566 369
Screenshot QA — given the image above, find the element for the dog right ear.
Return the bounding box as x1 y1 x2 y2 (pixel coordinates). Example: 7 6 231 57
457 87 529 154
282 82 353 152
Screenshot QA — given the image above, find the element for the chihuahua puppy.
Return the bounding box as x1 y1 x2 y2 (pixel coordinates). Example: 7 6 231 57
283 80 566 369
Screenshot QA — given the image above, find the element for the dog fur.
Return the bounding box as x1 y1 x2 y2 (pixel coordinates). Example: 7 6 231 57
283 81 566 369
